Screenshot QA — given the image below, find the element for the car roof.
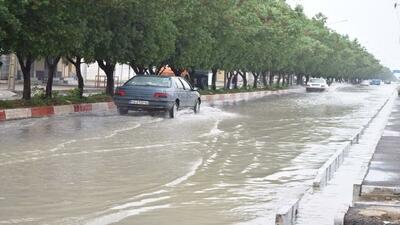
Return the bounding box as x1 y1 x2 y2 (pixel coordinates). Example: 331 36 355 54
134 75 171 78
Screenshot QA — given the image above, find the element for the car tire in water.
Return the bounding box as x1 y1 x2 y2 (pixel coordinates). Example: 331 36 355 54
169 103 178 118
118 108 128 115
193 100 200 114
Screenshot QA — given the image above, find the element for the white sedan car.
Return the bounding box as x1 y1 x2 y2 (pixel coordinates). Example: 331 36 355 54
306 78 328 92
360 80 370 86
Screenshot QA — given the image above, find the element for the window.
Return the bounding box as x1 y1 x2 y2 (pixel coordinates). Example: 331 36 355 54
174 78 184 89
126 76 171 87
179 78 192 90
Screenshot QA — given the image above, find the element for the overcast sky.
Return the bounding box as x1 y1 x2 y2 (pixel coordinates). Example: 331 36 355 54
286 0 400 70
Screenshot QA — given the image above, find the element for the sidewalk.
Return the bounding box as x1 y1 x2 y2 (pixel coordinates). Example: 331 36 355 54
344 97 400 224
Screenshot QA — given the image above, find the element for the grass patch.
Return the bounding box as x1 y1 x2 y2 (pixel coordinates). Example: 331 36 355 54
0 88 112 110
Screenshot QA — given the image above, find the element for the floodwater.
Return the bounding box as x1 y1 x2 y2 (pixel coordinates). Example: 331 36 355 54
0 84 395 225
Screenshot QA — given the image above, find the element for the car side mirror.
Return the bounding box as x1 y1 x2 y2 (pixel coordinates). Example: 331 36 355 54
192 87 199 91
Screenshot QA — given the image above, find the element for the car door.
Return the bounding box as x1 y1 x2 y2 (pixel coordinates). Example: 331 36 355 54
173 78 186 106
179 78 195 107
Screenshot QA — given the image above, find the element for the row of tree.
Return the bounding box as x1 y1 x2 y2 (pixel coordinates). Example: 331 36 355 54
0 0 394 100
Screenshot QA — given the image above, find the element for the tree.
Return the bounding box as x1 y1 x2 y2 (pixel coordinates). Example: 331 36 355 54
64 1 92 98
88 0 133 96
123 0 177 75
3 0 48 100
0 0 19 55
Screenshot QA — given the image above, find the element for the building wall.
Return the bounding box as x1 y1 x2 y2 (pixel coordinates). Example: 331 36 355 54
0 54 66 82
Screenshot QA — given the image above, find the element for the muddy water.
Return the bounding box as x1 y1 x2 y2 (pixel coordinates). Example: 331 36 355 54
0 84 395 225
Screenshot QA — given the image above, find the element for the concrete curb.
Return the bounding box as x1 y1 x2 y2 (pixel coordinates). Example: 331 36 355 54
201 89 291 104
334 205 350 225
351 92 396 204
313 93 393 191
275 91 396 225
0 102 116 122
313 141 352 189
0 89 295 122
275 197 303 225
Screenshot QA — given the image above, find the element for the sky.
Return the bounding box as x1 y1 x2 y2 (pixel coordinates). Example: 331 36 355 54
286 0 400 71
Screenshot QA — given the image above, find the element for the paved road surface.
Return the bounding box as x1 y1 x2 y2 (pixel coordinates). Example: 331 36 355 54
0 84 395 225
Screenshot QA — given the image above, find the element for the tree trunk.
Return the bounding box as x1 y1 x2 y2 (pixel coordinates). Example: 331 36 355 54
130 64 146 75
98 60 115 96
226 71 233 89
262 71 267 87
277 74 282 86
45 56 61 98
296 74 302 85
238 71 247 88
306 75 310 84
233 72 238 89
67 56 84 98
253 72 259 89
148 65 155 75
17 54 34 100
211 68 217 90
269 72 274 86
171 67 181 77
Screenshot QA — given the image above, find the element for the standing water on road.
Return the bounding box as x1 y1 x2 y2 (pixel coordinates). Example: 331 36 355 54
0 84 395 225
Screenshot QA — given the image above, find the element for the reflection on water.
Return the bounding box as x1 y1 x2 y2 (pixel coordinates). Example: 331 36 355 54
0 84 395 225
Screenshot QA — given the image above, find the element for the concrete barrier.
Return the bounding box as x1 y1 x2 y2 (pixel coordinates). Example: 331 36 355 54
92 102 110 112
0 110 5 121
275 197 302 225
334 206 350 225
31 106 55 118
0 89 296 122
361 185 400 199
313 91 395 191
74 103 92 112
276 90 397 225
4 108 31 120
53 105 74 115
200 89 296 105
0 102 114 122
313 141 352 189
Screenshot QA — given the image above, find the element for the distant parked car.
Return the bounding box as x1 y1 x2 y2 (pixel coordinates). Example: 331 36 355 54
113 76 201 118
360 80 370 86
370 79 381 85
306 78 328 92
384 80 392 84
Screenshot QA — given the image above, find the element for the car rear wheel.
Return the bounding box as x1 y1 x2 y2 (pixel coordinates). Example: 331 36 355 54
193 100 200 114
169 103 178 118
118 108 128 115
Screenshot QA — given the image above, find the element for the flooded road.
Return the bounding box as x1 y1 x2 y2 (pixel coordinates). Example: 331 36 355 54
0 84 395 225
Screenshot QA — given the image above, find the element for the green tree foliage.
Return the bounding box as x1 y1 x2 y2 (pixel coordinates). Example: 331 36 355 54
1 0 393 98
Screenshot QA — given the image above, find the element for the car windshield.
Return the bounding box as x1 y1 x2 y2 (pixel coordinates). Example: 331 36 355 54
309 79 325 84
126 76 171 87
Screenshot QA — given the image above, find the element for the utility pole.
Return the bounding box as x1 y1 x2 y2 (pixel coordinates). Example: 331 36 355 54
7 54 16 91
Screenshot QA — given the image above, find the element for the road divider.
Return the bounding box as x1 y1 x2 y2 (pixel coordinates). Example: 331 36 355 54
201 89 291 103
275 197 303 225
0 102 115 121
275 91 395 225
313 92 392 190
0 88 297 122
